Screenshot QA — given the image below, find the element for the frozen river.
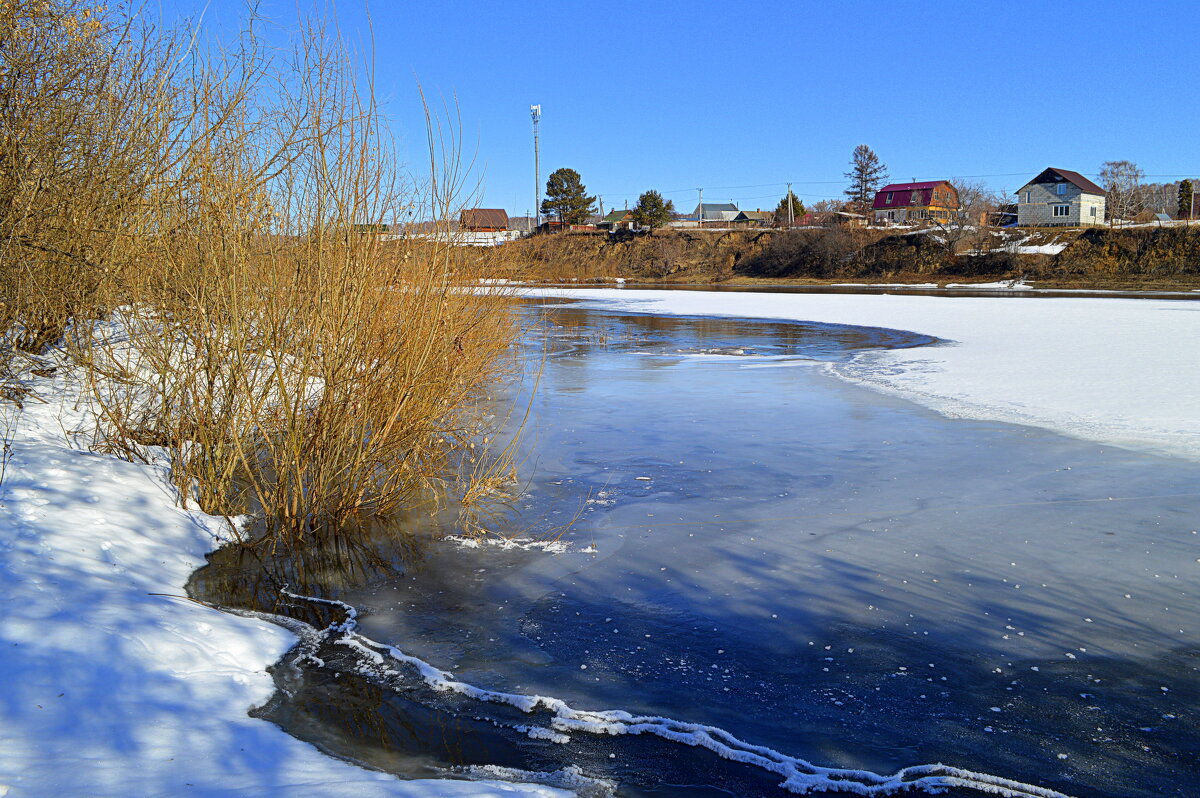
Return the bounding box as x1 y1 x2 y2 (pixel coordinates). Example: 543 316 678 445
193 298 1200 797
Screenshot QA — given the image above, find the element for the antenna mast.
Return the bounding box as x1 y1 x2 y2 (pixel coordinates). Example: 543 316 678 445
531 105 542 230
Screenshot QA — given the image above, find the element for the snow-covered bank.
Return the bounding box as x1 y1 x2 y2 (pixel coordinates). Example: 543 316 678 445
0 366 567 797
528 288 1200 461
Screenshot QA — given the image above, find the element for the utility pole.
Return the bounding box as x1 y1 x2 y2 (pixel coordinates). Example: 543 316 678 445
598 196 604 220
531 105 541 230
786 182 794 227
697 188 703 228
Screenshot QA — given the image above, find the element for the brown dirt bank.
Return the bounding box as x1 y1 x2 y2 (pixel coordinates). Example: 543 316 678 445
476 226 1200 291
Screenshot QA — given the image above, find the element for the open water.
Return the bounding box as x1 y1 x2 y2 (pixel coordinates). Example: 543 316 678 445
190 297 1200 798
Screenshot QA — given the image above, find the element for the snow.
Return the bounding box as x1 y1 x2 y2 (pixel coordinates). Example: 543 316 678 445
1012 243 1068 255
942 279 1033 290
0 362 568 796
4 287 1197 795
524 288 1200 461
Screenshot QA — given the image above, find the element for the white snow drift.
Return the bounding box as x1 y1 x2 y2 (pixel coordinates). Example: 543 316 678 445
0 365 567 797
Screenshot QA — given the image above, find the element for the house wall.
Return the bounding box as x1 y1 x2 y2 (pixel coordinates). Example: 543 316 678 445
1017 182 1106 227
874 183 959 225
875 208 909 224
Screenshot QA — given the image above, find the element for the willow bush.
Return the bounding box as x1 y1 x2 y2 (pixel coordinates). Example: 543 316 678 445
1 1 520 545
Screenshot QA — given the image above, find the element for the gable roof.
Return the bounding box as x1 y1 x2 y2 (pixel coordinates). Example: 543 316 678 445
872 180 955 210
1021 168 1105 196
460 208 509 229
603 209 633 223
733 210 772 222
692 202 739 220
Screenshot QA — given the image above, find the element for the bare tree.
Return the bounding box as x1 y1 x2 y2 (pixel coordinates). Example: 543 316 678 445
931 180 1004 254
810 198 847 213
843 145 889 213
1099 160 1146 225
1140 181 1179 218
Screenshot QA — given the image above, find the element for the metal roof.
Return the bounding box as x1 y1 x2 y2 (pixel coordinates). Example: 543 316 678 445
1021 168 1106 196
460 208 509 229
872 181 954 210
693 202 740 220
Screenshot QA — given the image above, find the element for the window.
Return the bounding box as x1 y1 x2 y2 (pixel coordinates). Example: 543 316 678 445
886 210 895 221
1090 206 1097 217
1024 191 1031 204
1056 183 1067 195
886 192 894 204
1053 205 1070 217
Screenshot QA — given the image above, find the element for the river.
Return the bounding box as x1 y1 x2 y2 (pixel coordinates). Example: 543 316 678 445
189 296 1200 798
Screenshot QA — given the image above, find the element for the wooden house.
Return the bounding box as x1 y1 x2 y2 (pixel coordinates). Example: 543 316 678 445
872 181 958 225
460 208 509 232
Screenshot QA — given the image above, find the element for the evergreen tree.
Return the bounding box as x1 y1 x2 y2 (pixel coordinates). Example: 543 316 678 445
1179 179 1195 220
773 191 805 226
540 168 596 225
843 145 889 212
631 190 675 230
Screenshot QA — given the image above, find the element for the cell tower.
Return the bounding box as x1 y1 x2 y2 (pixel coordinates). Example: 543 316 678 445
531 104 541 229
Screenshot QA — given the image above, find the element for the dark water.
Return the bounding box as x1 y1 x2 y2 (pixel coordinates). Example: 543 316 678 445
190 300 1200 797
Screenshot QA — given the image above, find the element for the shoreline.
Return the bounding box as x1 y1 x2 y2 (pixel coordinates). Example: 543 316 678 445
0 358 568 798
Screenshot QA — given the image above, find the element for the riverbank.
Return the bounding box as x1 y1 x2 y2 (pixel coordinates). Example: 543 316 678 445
478 226 1200 292
0 354 568 797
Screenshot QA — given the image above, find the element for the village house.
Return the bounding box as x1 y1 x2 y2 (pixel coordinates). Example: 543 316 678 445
872 181 959 225
599 209 636 231
459 208 509 232
1015 168 1105 227
731 210 773 227
692 202 740 224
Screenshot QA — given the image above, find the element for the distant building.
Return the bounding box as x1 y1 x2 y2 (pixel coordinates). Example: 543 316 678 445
599 209 636 231
1015 168 1105 227
507 216 537 234
797 211 868 228
989 203 1018 227
460 208 509 232
352 223 391 234
691 203 740 224
731 210 773 227
872 181 958 225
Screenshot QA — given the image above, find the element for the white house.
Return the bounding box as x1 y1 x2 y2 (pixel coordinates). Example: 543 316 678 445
1016 168 1106 227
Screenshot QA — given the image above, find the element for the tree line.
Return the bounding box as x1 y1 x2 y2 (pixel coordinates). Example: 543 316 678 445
538 148 1197 233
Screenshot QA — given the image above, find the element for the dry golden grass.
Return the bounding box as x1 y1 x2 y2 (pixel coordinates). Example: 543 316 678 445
1 1 523 545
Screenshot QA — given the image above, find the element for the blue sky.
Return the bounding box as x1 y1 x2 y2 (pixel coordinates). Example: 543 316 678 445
157 1 1199 216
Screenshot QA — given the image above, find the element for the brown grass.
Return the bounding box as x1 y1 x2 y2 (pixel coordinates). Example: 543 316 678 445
1 1 522 546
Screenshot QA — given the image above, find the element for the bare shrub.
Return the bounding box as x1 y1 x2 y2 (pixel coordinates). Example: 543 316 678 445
2 2 520 545
735 228 870 279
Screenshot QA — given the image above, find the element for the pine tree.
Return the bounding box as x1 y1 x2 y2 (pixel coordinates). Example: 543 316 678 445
843 145 889 212
630 190 675 230
1179 179 1195 220
540 168 596 225
773 191 805 226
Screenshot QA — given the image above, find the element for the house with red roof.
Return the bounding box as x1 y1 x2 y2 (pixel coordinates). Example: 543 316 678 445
1015 168 1106 227
460 208 509 232
872 181 959 225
